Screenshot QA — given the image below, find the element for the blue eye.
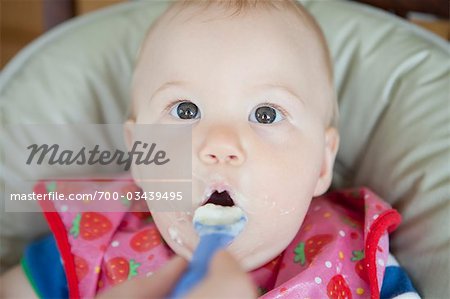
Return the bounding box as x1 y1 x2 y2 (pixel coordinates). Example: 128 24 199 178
169 101 200 119
249 105 284 124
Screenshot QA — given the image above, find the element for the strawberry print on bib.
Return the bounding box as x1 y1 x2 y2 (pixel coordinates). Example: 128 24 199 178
33 176 400 299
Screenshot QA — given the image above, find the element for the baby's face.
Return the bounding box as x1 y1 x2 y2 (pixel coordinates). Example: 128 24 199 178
130 4 338 270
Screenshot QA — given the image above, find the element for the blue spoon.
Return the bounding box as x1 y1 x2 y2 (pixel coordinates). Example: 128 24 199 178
170 204 247 298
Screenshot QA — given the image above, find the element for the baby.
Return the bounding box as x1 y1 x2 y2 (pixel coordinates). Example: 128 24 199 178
128 0 339 272
1 0 419 298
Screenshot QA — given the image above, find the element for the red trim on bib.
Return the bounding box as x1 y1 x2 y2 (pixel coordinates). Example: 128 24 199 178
366 209 401 299
35 181 80 299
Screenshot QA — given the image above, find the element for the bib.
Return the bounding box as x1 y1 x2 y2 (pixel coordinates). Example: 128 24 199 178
34 177 400 299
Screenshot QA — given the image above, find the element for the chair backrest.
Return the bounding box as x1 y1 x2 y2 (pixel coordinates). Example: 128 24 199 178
1 0 449 296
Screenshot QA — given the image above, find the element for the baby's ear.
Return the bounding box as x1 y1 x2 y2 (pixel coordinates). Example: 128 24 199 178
123 119 136 151
313 127 340 197
123 119 142 187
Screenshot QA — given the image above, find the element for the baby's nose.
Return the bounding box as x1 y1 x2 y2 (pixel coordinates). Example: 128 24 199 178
198 130 245 166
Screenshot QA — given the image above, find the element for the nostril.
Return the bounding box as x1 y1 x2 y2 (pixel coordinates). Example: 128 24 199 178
202 152 243 165
227 155 242 166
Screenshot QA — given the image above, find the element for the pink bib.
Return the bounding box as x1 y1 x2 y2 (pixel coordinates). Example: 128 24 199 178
34 176 400 299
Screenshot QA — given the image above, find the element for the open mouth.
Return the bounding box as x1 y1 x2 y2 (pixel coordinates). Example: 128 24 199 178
203 190 235 207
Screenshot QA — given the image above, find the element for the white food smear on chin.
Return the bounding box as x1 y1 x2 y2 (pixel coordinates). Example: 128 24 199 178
194 203 244 225
168 227 183 246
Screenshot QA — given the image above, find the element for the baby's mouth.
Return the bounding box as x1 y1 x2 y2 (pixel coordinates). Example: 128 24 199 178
203 190 235 207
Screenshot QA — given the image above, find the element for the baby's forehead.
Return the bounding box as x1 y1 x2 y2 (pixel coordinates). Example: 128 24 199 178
136 4 324 90
145 1 320 46
138 1 332 78
137 1 328 82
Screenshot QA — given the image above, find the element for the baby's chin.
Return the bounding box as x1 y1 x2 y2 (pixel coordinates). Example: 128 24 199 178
152 211 292 271
229 240 289 271
166 232 288 271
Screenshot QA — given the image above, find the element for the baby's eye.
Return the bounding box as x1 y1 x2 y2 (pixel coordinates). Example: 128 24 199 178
169 101 200 119
249 105 284 124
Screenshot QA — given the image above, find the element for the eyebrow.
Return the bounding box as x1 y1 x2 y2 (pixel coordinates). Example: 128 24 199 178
253 83 305 106
151 80 305 105
151 80 190 98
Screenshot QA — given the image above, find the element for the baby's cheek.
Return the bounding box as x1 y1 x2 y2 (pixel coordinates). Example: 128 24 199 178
248 180 313 219
262 199 309 240
234 198 310 270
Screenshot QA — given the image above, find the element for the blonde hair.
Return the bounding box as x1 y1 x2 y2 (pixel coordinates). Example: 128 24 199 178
137 0 339 127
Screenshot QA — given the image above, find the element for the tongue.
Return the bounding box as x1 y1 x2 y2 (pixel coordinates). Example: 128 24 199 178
205 191 234 207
